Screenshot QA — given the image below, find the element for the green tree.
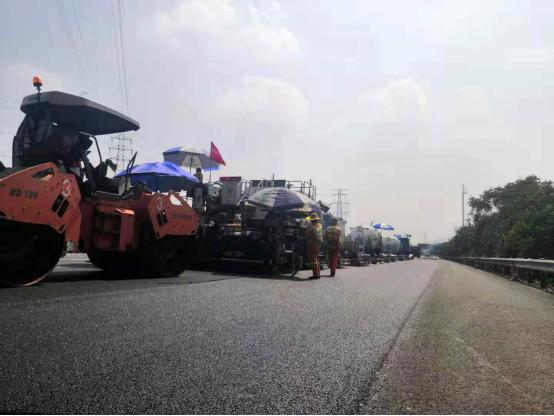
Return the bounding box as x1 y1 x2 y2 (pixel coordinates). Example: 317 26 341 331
505 203 554 258
441 176 554 259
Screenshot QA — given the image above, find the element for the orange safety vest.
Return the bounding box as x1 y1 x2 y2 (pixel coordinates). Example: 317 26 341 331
307 223 323 245
325 226 341 250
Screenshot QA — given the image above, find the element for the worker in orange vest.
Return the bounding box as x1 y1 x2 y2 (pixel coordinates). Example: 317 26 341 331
325 218 342 277
305 213 323 279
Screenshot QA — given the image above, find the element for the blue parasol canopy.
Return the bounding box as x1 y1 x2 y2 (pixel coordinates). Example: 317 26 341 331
114 160 199 192
163 146 219 172
394 233 411 239
373 222 395 231
247 187 320 213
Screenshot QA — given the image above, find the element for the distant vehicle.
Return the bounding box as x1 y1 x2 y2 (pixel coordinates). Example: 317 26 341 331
346 226 383 264
382 237 400 262
410 245 421 258
395 234 412 260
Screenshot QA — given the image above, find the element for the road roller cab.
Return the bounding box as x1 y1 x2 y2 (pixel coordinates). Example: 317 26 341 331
0 79 199 286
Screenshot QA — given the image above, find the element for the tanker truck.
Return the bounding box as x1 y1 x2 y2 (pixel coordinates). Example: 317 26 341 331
395 234 412 261
344 226 384 265
382 236 400 262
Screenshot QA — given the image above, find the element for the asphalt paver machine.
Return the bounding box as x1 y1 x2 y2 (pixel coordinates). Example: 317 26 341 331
192 177 314 275
0 79 198 286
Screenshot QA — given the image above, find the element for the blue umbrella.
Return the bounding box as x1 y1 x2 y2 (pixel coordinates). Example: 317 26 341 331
247 187 320 213
373 222 395 231
394 233 411 239
163 146 219 172
114 160 199 192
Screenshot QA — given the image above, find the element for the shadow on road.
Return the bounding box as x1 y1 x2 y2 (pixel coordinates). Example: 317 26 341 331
48 270 132 283
0 260 319 290
56 263 99 269
190 263 314 282
0 268 165 289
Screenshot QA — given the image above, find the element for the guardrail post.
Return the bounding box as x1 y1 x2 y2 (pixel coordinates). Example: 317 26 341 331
510 263 519 281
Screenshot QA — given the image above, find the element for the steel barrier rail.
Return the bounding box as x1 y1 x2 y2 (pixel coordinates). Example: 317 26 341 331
449 256 554 288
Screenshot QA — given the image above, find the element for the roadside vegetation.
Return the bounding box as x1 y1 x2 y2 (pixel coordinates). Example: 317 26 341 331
438 176 554 259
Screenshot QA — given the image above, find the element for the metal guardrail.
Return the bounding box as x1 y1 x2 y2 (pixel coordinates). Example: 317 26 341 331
449 257 554 288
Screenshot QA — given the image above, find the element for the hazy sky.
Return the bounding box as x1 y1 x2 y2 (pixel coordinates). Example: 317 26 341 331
2 0 554 243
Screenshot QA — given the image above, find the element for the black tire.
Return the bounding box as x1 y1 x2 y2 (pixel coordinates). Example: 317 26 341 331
149 236 190 277
87 250 142 276
88 236 191 278
0 221 64 287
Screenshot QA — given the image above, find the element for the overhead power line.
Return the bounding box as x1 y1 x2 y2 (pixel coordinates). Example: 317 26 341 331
57 0 88 90
117 0 129 114
69 0 97 95
110 0 126 112
109 0 133 168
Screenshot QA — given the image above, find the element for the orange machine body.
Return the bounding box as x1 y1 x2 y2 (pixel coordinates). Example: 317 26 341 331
79 191 199 254
0 163 199 255
0 163 82 247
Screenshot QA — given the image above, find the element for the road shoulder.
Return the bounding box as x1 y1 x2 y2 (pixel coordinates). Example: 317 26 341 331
361 260 554 414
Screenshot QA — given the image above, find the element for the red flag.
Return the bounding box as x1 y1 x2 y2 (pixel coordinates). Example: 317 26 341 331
210 141 226 166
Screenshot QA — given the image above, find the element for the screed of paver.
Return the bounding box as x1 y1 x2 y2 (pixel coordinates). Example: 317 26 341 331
363 260 554 415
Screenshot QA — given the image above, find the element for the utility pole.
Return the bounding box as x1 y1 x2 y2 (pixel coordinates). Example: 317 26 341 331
459 184 468 255
462 184 467 228
331 189 349 219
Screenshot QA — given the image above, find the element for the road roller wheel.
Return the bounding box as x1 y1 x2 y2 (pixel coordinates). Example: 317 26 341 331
87 251 141 276
88 236 190 278
149 236 190 277
0 220 64 287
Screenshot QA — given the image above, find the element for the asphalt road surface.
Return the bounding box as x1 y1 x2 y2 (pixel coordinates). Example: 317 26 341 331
0 257 552 414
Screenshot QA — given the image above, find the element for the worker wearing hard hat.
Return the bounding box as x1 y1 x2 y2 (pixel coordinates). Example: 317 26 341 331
193 167 204 183
305 213 323 279
324 218 342 277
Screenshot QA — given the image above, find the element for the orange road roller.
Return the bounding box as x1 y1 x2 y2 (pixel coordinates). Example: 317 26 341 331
0 78 198 286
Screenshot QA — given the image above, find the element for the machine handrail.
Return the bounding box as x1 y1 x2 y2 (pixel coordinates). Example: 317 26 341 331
235 180 252 199
285 180 317 200
230 178 318 206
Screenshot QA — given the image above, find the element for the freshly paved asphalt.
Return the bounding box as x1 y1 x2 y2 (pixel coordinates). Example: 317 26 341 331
0 257 552 414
